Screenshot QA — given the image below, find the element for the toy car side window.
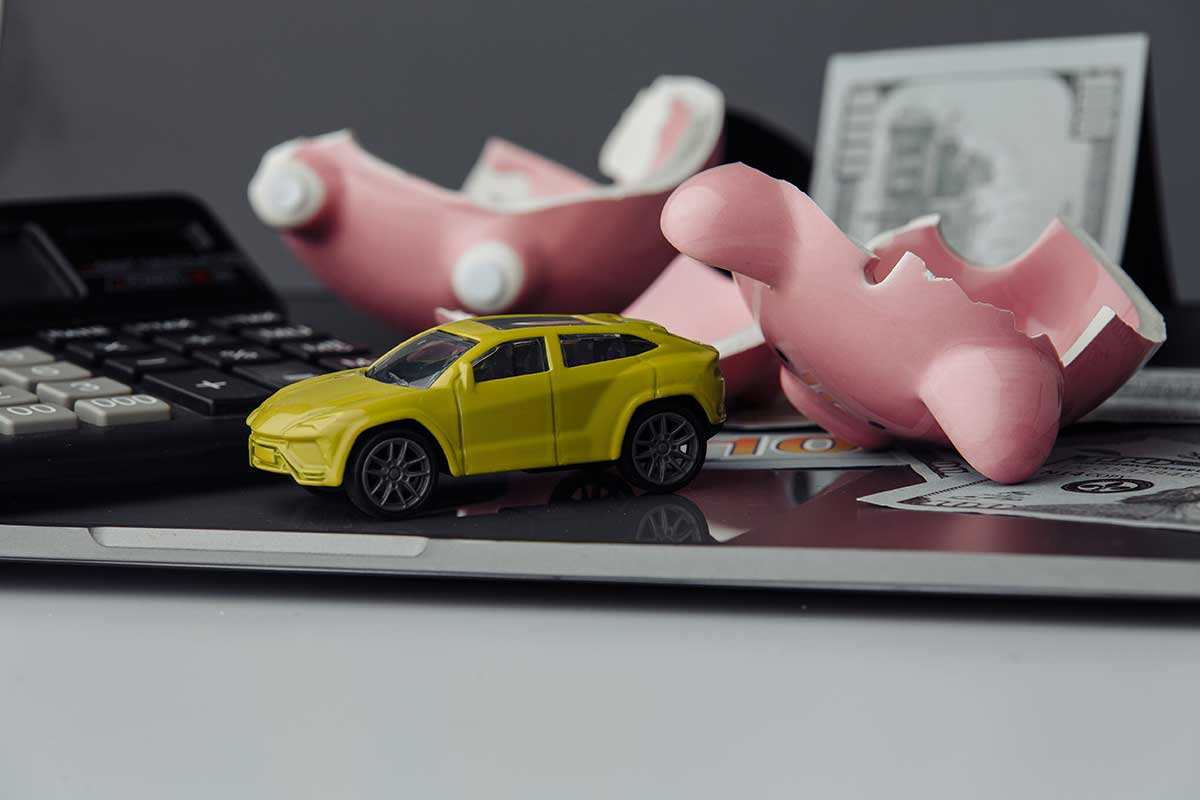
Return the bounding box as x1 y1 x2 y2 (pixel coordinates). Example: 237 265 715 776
560 334 656 368
473 337 548 383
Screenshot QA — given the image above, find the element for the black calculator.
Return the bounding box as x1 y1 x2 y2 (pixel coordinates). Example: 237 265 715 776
0 195 382 486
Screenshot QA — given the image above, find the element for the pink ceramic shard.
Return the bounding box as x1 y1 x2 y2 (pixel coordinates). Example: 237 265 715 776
661 163 1165 483
248 76 724 332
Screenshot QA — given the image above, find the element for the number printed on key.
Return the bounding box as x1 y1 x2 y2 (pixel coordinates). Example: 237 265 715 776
76 394 171 427
6 403 59 416
90 395 160 408
0 402 78 435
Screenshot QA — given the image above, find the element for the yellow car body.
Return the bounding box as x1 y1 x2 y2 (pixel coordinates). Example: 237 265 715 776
247 314 725 488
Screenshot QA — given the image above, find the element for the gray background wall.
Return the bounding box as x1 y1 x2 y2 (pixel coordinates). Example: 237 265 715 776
0 0 1196 297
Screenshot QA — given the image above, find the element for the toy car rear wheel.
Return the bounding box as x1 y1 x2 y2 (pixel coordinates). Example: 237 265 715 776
618 404 706 493
346 428 439 518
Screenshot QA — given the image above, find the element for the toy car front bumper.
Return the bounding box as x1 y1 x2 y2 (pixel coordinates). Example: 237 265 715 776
248 434 334 486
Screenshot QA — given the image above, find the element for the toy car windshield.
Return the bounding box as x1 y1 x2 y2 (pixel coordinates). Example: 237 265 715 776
366 330 475 388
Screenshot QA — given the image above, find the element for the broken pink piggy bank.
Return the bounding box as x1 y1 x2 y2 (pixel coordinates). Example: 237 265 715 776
248 76 724 332
661 163 1165 483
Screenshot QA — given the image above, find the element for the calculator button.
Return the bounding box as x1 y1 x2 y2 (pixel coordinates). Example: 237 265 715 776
233 360 327 390
37 325 112 349
193 345 281 368
154 330 240 353
145 369 271 416
36 377 132 406
0 403 78 435
123 318 199 338
65 337 152 365
0 386 39 406
208 310 285 330
104 352 192 380
240 324 318 345
0 346 55 367
281 338 366 362
317 355 376 371
76 394 172 427
0 361 91 390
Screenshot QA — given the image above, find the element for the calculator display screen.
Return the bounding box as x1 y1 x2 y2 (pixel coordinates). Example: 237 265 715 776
50 217 252 298
0 195 276 330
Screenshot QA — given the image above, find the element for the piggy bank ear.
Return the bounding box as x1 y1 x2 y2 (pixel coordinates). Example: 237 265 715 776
661 163 866 288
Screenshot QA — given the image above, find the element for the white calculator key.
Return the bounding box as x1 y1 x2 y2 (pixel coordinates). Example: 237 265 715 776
36 377 132 406
0 346 54 367
0 385 39 407
75 394 172 427
0 403 78 435
0 362 91 390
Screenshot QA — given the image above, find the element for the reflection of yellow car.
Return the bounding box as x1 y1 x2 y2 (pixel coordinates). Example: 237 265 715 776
247 314 726 517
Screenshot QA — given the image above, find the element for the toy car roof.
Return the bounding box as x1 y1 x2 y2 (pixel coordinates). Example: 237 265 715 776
439 313 643 338
471 315 602 330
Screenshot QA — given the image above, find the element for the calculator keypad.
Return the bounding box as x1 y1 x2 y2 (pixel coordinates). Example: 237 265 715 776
0 312 376 434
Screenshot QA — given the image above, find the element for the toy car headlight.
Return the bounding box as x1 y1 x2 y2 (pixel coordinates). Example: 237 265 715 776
285 411 346 436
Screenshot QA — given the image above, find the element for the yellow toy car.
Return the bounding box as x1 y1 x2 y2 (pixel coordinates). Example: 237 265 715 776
247 314 726 517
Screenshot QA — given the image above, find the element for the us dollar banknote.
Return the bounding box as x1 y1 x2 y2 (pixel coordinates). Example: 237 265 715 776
811 35 1148 265
860 430 1200 532
1083 368 1200 424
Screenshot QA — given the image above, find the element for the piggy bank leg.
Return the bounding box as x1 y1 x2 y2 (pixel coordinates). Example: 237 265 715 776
248 140 330 229
919 346 1063 484
779 368 893 450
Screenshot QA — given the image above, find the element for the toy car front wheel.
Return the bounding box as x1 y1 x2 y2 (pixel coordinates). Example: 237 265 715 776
346 428 439 518
618 404 706 493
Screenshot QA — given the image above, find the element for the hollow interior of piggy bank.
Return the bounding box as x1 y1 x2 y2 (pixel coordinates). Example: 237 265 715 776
460 76 725 210
866 216 1161 363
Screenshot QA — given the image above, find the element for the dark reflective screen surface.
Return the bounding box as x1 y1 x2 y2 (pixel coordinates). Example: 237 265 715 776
5 461 1200 563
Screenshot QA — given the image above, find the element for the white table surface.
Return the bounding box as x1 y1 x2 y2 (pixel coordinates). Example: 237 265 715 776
1 566 1197 798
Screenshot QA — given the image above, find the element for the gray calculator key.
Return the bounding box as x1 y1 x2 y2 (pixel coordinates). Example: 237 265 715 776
75 394 172 427
0 385 39 406
36 377 132 406
0 403 78 435
0 362 92 390
0 346 54 367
